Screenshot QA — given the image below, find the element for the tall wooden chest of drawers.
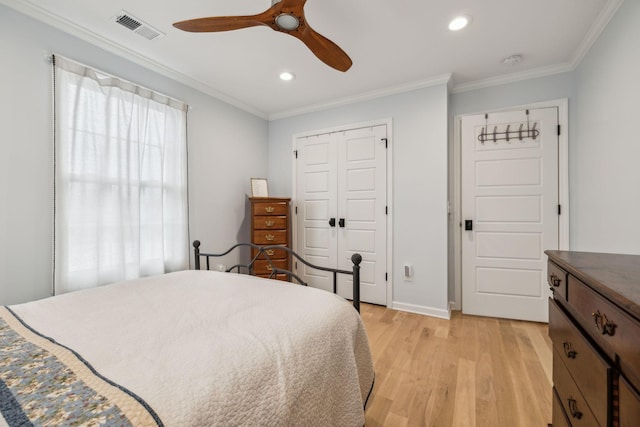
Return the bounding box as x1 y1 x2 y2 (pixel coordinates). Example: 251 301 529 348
249 197 291 280
546 250 640 427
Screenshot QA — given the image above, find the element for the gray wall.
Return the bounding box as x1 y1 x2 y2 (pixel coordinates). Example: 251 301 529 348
268 85 450 316
0 4 268 305
570 0 640 254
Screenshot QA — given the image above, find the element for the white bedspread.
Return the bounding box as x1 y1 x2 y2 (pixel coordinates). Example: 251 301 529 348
9 270 374 426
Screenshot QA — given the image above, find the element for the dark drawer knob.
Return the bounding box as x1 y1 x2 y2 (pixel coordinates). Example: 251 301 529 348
592 310 616 336
549 273 562 287
568 398 583 419
562 341 577 359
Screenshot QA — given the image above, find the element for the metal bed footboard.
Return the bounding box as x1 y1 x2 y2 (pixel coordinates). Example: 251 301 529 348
192 240 362 312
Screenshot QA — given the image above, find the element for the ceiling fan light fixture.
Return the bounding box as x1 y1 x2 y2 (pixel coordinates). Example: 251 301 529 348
448 15 471 31
275 13 300 31
279 71 296 81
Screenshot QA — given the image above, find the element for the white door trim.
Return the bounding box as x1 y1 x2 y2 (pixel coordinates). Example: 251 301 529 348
291 118 394 307
452 99 569 311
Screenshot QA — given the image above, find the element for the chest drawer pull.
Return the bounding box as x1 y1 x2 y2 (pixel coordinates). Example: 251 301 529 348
266 264 273 271
264 220 275 227
265 249 275 256
592 310 617 336
562 341 577 359
550 273 562 287
264 206 275 213
265 234 275 241
567 398 583 419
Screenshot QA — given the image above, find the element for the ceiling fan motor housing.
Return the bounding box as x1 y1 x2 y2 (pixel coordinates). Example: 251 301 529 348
275 13 300 31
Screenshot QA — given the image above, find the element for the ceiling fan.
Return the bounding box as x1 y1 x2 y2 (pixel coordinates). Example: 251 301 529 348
173 0 352 72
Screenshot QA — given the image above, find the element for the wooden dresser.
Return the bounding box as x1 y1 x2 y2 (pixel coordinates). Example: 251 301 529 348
249 197 291 280
546 251 640 427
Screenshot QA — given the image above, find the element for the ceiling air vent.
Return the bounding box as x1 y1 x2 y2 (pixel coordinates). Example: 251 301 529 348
114 11 165 41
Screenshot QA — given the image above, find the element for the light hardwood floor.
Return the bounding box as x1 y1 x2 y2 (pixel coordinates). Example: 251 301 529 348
360 303 553 427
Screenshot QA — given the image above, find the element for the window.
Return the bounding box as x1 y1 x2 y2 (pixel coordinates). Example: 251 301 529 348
53 56 189 293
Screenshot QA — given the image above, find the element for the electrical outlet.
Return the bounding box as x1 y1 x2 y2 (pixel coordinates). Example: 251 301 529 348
404 264 413 280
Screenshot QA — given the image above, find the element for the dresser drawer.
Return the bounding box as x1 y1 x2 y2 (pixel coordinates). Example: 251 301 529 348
552 387 572 427
254 259 289 275
568 276 640 386
253 215 287 230
253 230 287 245
548 261 568 301
253 201 289 216
619 376 640 427
553 349 600 426
251 246 288 261
549 299 611 426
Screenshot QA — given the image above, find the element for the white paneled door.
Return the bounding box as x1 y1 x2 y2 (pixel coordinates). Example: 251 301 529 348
295 125 387 305
461 108 559 322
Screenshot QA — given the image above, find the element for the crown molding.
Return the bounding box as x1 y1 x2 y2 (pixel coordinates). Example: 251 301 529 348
569 0 624 68
269 73 452 121
451 62 574 94
0 0 268 119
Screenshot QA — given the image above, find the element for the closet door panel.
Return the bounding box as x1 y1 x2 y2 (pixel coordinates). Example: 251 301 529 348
337 125 387 305
295 133 338 292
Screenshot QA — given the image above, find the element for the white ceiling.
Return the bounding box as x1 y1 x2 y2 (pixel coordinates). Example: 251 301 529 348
2 0 622 119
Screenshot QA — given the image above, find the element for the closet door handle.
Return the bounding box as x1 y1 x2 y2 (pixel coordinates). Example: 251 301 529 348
329 218 336 227
338 218 345 228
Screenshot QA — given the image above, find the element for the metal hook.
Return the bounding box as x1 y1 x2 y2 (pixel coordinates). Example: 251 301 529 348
479 127 486 144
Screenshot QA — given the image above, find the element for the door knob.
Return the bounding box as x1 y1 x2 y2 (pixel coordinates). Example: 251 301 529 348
339 218 345 228
329 218 336 227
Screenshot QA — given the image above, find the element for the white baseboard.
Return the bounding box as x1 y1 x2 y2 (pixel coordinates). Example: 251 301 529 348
391 301 451 320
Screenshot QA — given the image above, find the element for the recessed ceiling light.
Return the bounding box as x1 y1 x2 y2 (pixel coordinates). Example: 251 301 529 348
448 15 470 31
279 71 295 81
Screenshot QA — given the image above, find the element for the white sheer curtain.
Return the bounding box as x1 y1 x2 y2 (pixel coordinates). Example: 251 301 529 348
54 55 189 294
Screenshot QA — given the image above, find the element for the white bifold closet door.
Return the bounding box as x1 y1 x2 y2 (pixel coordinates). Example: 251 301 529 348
295 125 387 305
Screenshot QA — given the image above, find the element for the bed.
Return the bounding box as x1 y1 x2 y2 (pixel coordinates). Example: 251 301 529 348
0 241 374 427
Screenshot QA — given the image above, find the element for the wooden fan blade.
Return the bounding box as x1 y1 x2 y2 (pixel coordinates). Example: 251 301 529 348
292 25 352 72
173 14 271 33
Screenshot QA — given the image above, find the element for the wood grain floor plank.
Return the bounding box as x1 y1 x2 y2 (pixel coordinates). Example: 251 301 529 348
362 305 552 427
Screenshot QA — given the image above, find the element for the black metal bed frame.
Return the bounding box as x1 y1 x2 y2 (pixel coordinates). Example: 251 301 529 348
192 240 362 312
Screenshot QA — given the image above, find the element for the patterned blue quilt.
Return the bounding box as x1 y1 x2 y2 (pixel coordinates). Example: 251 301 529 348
0 307 162 427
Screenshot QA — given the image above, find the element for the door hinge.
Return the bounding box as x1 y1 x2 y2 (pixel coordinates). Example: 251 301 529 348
385 272 388 281
385 206 388 215
557 125 561 136
381 138 388 148
558 205 561 215
294 149 298 159
295 206 298 214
